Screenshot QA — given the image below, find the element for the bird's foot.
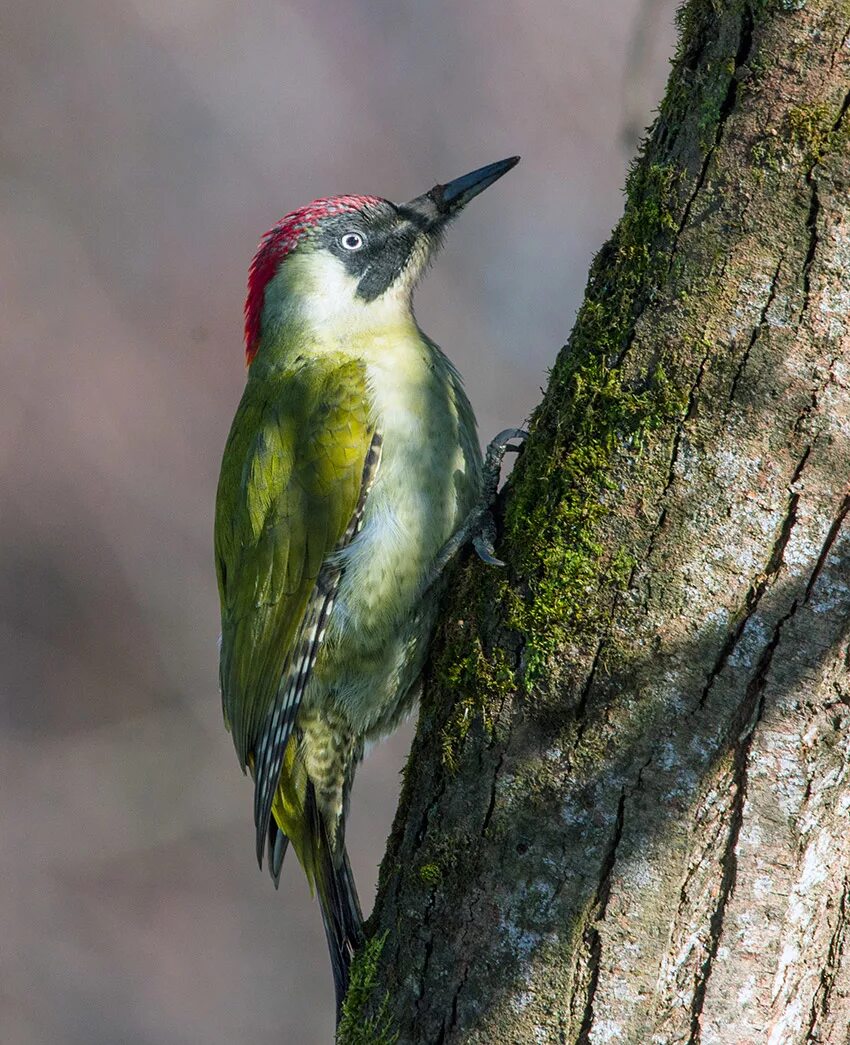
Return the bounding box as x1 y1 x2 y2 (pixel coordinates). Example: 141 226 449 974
471 427 528 567
424 428 527 589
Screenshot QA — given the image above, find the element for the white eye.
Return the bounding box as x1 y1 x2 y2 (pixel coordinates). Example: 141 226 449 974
340 232 364 251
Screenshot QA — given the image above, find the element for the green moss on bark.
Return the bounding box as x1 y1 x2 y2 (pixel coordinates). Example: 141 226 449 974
426 564 519 770
418 862 443 885
336 933 398 1045
437 636 516 770
788 100 850 167
503 162 688 684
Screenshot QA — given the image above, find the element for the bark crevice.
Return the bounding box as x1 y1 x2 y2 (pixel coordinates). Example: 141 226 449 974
689 598 799 1044
696 451 806 711
801 177 820 316
575 787 629 1045
805 876 850 1042
669 4 755 267
727 253 784 406
805 490 850 602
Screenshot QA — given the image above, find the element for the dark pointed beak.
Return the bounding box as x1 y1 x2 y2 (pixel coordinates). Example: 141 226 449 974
402 156 520 228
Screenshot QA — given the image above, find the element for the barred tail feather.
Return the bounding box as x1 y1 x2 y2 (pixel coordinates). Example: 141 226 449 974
307 783 364 1020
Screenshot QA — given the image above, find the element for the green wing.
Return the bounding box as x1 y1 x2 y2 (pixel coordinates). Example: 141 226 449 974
215 357 375 857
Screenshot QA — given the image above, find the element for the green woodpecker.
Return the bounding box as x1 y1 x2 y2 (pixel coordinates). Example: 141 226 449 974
214 157 520 1013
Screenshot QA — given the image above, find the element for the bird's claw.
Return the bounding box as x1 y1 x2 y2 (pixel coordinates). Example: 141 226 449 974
421 428 528 591
473 512 505 566
473 532 505 567
489 427 529 450
473 428 528 567
483 427 528 468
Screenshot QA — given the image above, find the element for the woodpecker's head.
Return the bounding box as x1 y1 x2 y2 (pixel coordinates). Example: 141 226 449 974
244 156 519 364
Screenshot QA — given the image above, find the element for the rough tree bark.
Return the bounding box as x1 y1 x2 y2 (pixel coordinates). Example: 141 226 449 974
339 0 850 1042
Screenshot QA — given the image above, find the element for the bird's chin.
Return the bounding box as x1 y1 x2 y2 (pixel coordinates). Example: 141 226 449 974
300 281 416 340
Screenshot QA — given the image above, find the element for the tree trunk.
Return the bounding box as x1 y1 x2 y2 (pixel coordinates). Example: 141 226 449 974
340 1 850 1042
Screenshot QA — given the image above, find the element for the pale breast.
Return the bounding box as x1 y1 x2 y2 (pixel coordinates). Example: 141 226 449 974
327 338 479 651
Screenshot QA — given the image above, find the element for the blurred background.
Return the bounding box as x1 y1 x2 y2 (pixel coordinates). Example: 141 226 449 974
0 1 677 1041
